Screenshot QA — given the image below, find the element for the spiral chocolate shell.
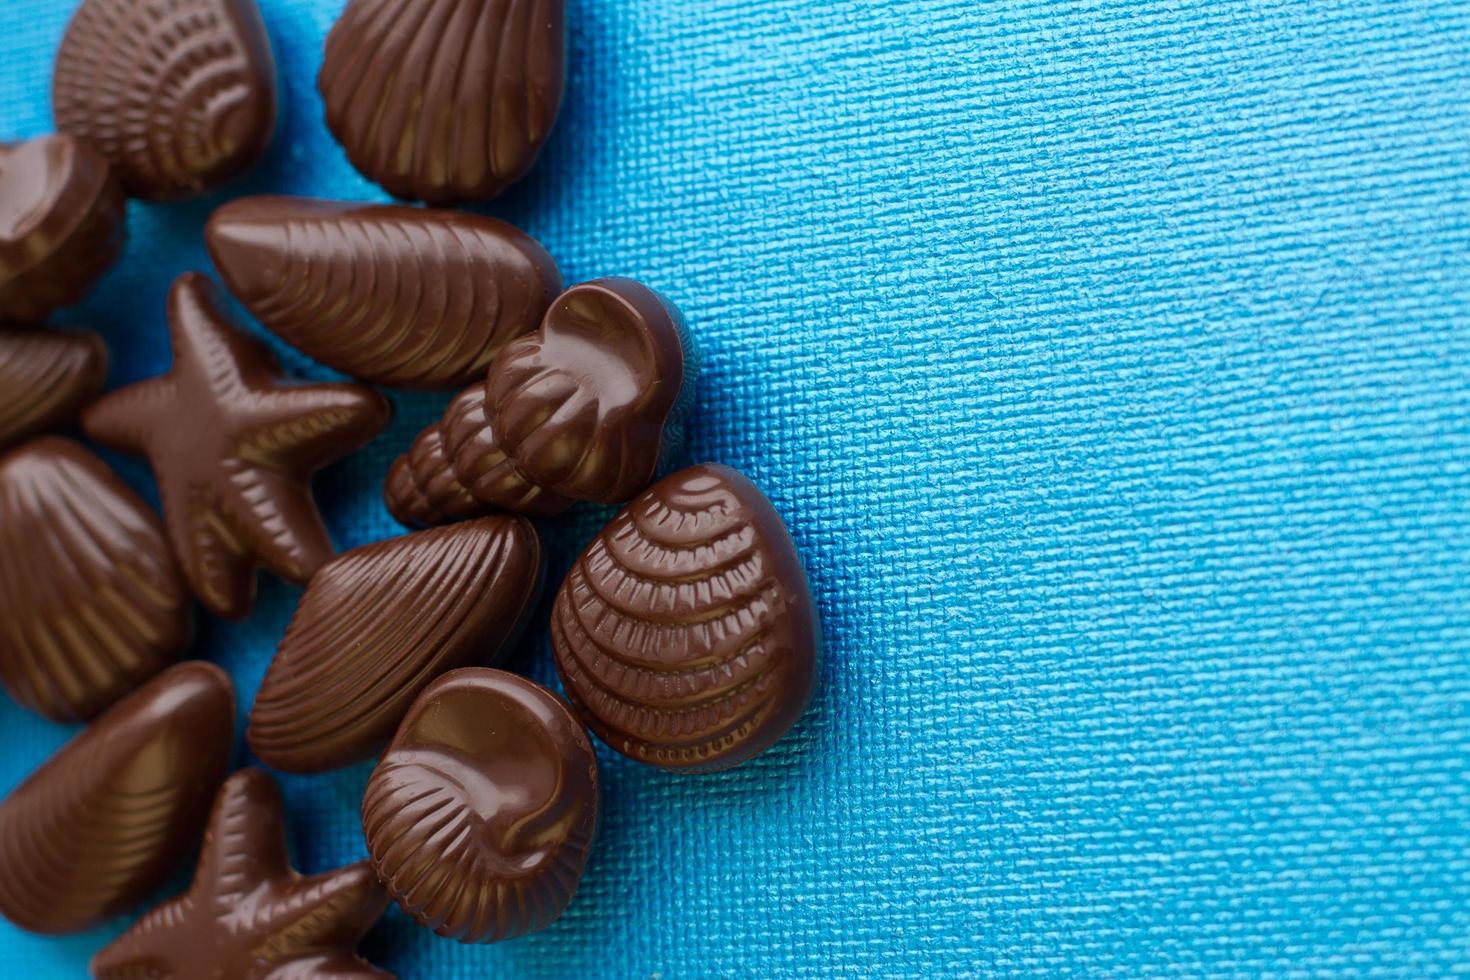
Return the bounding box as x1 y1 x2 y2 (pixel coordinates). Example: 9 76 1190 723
0 329 107 450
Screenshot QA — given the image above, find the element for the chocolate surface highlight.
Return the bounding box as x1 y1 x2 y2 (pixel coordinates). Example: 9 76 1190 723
0 328 107 450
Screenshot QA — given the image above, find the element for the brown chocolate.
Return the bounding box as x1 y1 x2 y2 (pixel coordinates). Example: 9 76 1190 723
0 662 234 934
93 768 392 979
0 438 191 722
83 272 391 621
0 135 124 323
385 278 693 525
553 464 820 772
248 517 543 773
362 668 598 944
53 0 276 200
206 196 562 389
319 0 565 205
0 328 107 450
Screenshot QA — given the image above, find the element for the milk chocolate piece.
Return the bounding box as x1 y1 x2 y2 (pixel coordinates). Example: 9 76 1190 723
53 0 276 200
206 196 561 389
319 0 565 205
0 438 191 721
83 273 392 620
0 135 124 323
0 328 107 449
0 662 234 933
553 464 819 772
362 668 598 943
93 769 392 979
248 517 543 773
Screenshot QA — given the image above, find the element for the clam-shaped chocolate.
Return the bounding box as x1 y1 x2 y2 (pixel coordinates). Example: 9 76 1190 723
362 669 599 943
0 329 107 450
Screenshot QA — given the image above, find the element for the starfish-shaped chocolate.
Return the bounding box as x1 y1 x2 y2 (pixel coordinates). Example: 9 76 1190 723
92 768 393 979
84 272 392 620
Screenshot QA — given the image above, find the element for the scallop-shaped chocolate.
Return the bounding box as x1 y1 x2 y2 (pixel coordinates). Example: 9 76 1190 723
319 0 565 205
0 438 191 722
0 329 107 450
553 464 820 772
0 661 234 933
206 196 561 389
248 517 543 773
52 0 276 200
0 135 124 323
362 669 599 943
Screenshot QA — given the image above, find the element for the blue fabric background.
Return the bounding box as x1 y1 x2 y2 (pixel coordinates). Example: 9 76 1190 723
2 0 1469 976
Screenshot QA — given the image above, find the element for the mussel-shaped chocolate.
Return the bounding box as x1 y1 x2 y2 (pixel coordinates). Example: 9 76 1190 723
0 438 191 722
206 196 561 388
248 517 543 773
552 464 820 772
0 328 107 450
362 669 599 943
0 661 235 933
0 135 124 323
319 0 566 205
52 0 276 200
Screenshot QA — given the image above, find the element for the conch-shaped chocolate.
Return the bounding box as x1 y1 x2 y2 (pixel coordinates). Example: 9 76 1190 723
0 328 107 450
52 0 276 200
319 0 566 205
206 196 561 389
248 517 543 773
385 278 694 526
0 438 191 721
0 135 124 323
0 662 234 933
552 464 820 772
362 669 599 943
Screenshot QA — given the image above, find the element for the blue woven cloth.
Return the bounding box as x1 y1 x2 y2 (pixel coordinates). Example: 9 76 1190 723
3 0 1470 976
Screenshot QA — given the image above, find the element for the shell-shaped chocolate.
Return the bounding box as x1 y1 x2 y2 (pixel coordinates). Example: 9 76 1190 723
319 0 566 205
362 669 598 943
0 329 108 450
0 135 125 323
52 0 276 200
0 438 191 722
552 464 820 772
248 517 543 773
0 661 234 933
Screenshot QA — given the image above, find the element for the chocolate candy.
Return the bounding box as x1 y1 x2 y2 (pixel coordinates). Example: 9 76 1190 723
0 328 107 450
0 662 234 933
206 196 561 389
0 438 190 722
362 668 599 943
319 0 565 205
0 135 124 323
552 464 820 772
386 278 694 526
83 272 392 621
248 517 543 773
93 769 391 979
53 0 276 200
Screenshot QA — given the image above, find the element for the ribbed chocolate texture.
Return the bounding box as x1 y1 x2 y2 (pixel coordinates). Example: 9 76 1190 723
0 662 234 934
0 438 191 722
552 464 820 772
206 196 561 389
0 329 107 450
319 0 565 205
362 669 599 944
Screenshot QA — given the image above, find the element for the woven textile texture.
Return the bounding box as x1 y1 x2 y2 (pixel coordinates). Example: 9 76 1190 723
2 0 1469 976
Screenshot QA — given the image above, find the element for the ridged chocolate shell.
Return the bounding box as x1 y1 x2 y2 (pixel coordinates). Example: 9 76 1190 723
0 329 107 450
319 0 566 205
52 0 277 200
0 438 191 722
206 196 561 389
362 669 598 943
552 464 820 772
0 661 234 933
0 135 125 323
248 517 543 773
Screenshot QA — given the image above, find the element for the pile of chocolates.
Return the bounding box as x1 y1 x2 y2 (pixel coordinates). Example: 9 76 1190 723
0 0 821 975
